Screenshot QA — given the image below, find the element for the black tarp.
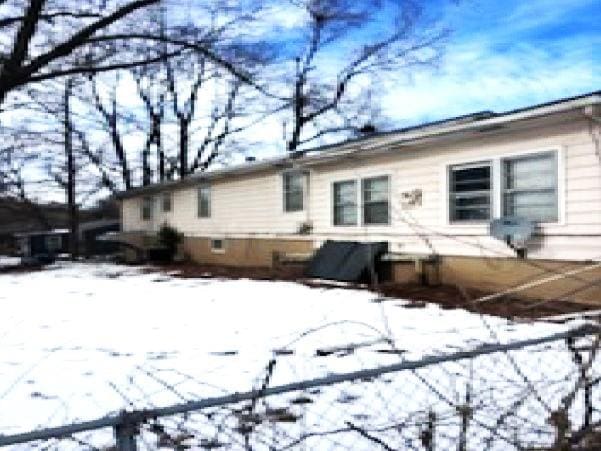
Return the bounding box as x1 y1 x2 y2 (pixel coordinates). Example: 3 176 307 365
306 240 388 282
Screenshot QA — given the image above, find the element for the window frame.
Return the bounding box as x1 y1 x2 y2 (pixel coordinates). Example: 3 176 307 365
282 171 305 213
141 196 153 221
448 160 493 224
197 185 211 218
161 192 172 213
361 175 391 226
210 238 225 253
332 179 358 226
443 147 563 227
501 150 558 223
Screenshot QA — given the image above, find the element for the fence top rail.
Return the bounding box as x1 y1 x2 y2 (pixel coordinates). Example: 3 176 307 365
0 323 598 448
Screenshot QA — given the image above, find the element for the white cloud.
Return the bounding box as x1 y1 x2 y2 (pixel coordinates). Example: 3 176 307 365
378 32 599 125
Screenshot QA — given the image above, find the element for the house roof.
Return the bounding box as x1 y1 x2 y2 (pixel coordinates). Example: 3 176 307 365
116 90 601 200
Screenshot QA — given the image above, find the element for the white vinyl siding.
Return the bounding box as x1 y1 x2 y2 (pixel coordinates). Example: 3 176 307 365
197 186 210 218
283 172 304 212
449 162 492 222
502 151 557 223
362 176 390 225
333 180 357 226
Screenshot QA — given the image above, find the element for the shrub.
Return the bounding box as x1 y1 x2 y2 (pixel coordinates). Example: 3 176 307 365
157 223 183 257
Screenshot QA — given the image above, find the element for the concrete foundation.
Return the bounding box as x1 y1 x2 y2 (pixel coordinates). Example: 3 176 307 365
118 232 601 305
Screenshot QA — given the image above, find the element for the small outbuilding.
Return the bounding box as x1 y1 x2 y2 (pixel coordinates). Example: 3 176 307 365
15 229 70 258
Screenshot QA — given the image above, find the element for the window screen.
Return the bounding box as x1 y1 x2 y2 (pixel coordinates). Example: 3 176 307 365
162 193 172 212
333 180 357 226
198 186 210 218
449 162 492 222
362 176 389 225
503 151 557 222
141 197 153 221
283 172 304 212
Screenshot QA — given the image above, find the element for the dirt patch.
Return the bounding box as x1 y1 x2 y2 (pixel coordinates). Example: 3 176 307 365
376 283 599 320
147 262 305 281
145 262 599 320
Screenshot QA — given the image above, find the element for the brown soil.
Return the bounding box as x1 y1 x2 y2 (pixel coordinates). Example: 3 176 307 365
376 283 599 320
148 262 600 321
148 262 306 281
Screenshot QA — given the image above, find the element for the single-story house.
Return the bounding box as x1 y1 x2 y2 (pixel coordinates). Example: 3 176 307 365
117 91 601 304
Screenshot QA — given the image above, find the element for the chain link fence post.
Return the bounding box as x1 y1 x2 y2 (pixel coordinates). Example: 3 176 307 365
114 411 139 451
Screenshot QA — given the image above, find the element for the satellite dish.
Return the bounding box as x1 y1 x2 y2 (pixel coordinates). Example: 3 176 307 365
490 216 534 257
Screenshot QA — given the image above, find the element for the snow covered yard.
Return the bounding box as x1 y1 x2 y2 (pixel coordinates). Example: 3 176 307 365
0 262 598 449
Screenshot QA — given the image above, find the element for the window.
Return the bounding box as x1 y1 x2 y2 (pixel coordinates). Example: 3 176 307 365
161 193 172 212
502 151 557 222
362 176 389 225
198 186 210 218
333 180 357 226
449 162 492 222
141 197 153 221
211 238 224 252
283 172 304 212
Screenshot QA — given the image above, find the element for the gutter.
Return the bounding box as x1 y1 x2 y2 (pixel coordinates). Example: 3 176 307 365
116 92 601 200
299 93 601 166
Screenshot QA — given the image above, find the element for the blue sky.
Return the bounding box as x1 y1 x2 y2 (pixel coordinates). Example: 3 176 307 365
378 0 600 125
243 0 600 154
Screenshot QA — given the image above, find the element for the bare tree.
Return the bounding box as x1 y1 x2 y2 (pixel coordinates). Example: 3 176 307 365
134 65 168 184
89 73 133 189
162 54 245 179
281 0 448 152
0 0 161 106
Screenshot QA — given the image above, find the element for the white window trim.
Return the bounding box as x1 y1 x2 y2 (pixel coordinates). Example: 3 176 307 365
210 238 225 253
441 146 566 228
331 173 392 227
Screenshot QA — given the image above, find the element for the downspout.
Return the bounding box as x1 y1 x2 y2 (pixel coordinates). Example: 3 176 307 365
582 104 601 164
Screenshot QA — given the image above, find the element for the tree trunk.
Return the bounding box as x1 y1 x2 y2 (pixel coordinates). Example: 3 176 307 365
179 118 188 178
288 58 304 152
157 123 165 181
64 78 79 259
142 137 151 186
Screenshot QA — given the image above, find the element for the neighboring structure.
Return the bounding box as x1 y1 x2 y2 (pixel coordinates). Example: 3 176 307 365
79 220 120 257
117 92 601 304
15 229 71 257
14 220 120 258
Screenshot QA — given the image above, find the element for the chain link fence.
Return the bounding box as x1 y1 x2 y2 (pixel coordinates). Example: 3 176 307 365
1 325 599 450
